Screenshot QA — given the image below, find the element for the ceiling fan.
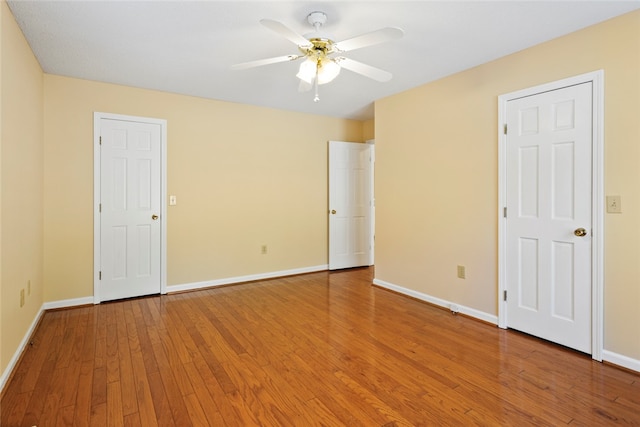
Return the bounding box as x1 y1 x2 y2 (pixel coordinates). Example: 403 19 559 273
231 12 404 102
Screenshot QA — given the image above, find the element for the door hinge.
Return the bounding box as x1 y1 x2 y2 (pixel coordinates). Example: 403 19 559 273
503 124 508 135
99 203 102 213
503 207 507 218
99 136 102 145
503 290 507 301
99 271 102 280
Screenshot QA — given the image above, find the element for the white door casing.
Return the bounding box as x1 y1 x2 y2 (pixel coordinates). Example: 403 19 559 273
94 113 167 302
329 141 373 270
367 140 375 266
498 71 604 360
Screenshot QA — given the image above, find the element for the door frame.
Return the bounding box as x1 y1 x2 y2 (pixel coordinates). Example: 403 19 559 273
366 139 375 266
497 70 604 361
93 112 168 303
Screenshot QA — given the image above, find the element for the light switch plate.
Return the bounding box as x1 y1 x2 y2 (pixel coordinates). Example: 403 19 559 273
606 195 621 213
169 195 177 206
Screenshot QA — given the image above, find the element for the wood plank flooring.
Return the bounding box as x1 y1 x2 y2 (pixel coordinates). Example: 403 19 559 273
2 267 639 426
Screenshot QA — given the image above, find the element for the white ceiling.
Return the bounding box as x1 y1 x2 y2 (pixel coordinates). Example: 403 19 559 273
8 1 640 120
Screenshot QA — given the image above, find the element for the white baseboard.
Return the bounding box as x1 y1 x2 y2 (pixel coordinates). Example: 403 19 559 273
0 305 45 394
43 296 95 310
1 296 95 394
372 278 498 325
373 279 640 374
166 264 329 293
602 349 640 373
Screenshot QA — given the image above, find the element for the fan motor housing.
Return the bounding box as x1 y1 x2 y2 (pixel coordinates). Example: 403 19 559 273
300 38 335 58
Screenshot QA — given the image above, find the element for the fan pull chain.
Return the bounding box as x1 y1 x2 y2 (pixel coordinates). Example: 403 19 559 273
314 64 320 102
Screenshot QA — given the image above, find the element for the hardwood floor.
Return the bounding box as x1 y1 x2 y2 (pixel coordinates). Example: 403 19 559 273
2 267 639 426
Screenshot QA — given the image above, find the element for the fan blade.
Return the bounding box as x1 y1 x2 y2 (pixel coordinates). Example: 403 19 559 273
335 57 392 82
231 55 301 70
334 27 404 52
260 19 312 47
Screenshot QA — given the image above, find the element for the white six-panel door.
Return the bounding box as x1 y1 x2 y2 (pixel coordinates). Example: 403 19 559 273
505 82 592 353
329 141 372 270
96 115 165 302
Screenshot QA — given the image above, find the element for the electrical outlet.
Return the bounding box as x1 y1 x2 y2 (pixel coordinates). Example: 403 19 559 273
457 265 466 279
20 289 25 307
606 195 622 213
261 245 268 254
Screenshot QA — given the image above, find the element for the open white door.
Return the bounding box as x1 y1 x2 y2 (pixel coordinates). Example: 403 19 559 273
329 141 372 270
94 113 167 302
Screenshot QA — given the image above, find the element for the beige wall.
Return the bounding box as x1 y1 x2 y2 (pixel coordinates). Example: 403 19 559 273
375 11 640 360
1 1 45 375
43 76 363 301
363 119 375 141
1 0 4 377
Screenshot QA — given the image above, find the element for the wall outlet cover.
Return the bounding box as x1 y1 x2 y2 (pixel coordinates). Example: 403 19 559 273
606 195 622 213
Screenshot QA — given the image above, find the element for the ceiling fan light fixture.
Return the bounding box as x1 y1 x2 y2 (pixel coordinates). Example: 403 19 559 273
296 57 341 86
296 58 317 84
317 58 340 84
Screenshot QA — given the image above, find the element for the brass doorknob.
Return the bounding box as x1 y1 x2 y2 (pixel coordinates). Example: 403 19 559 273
574 227 587 237
331 210 336 215
152 214 159 220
